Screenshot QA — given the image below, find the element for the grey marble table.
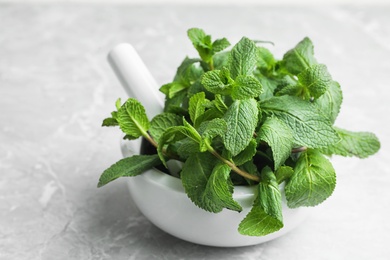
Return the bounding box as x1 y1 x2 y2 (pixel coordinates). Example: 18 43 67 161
1 4 390 260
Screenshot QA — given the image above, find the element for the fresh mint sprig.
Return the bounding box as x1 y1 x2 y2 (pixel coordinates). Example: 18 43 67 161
99 28 381 237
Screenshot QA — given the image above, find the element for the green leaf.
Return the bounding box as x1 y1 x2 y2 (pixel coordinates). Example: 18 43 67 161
182 153 241 212
116 98 150 139
199 118 227 152
187 28 213 62
233 139 257 166
223 99 259 156
205 163 243 212
173 57 203 85
157 124 201 166
231 75 263 100
176 138 201 160
261 95 340 148
229 37 258 78
102 117 118 127
275 166 294 184
213 51 230 70
201 69 232 95
188 92 210 128
160 82 187 99
257 77 279 101
282 37 317 75
285 149 336 208
238 167 283 236
150 113 182 142
180 153 214 207
257 116 294 170
212 38 231 52
313 81 343 124
213 94 228 114
256 47 276 74
320 127 380 158
298 64 333 99
97 155 161 188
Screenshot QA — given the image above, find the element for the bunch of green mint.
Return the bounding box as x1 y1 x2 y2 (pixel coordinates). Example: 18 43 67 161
98 28 380 236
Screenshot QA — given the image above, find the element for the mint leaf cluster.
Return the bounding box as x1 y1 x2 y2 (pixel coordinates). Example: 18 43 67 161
99 28 380 237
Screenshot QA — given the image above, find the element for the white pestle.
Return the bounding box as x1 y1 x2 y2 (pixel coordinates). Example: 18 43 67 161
108 43 164 119
108 43 182 176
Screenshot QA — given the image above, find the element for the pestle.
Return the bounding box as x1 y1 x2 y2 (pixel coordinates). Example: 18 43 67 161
108 43 164 119
107 43 182 176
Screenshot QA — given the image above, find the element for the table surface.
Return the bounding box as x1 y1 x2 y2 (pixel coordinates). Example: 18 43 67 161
1 4 389 260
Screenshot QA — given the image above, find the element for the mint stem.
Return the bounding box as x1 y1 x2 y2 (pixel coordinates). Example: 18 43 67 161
207 145 260 182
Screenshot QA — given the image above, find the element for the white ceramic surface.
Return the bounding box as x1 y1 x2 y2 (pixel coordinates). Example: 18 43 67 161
121 138 309 247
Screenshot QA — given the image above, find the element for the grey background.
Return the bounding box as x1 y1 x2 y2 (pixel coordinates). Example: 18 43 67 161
0 4 389 260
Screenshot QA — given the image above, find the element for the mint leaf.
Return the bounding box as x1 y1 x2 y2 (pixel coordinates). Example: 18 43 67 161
233 139 257 166
231 75 263 100
257 116 294 170
229 37 258 78
97 155 161 187
199 118 227 152
275 166 294 184
320 127 380 158
223 99 259 156
257 77 279 101
160 82 187 99
181 152 216 209
181 153 241 212
212 94 228 115
187 28 212 62
256 47 276 75
188 92 210 128
102 117 118 127
282 37 317 75
238 167 283 236
212 38 231 52
157 123 201 166
201 68 232 95
150 113 182 142
313 81 343 123
205 163 243 212
173 57 203 84
117 98 150 138
285 149 336 208
261 95 340 148
297 64 333 99
176 138 200 160
187 28 230 65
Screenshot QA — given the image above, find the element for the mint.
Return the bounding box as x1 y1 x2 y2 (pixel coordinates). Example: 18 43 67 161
149 113 182 142
115 98 150 139
282 37 317 75
229 37 258 78
99 29 381 238
223 99 258 156
233 139 257 166
231 75 263 100
199 118 227 152
256 47 276 75
261 95 340 148
313 81 343 123
97 155 161 188
320 127 380 158
238 167 283 236
188 92 211 128
285 149 336 208
181 153 241 212
188 28 230 69
297 64 333 99
257 116 294 170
